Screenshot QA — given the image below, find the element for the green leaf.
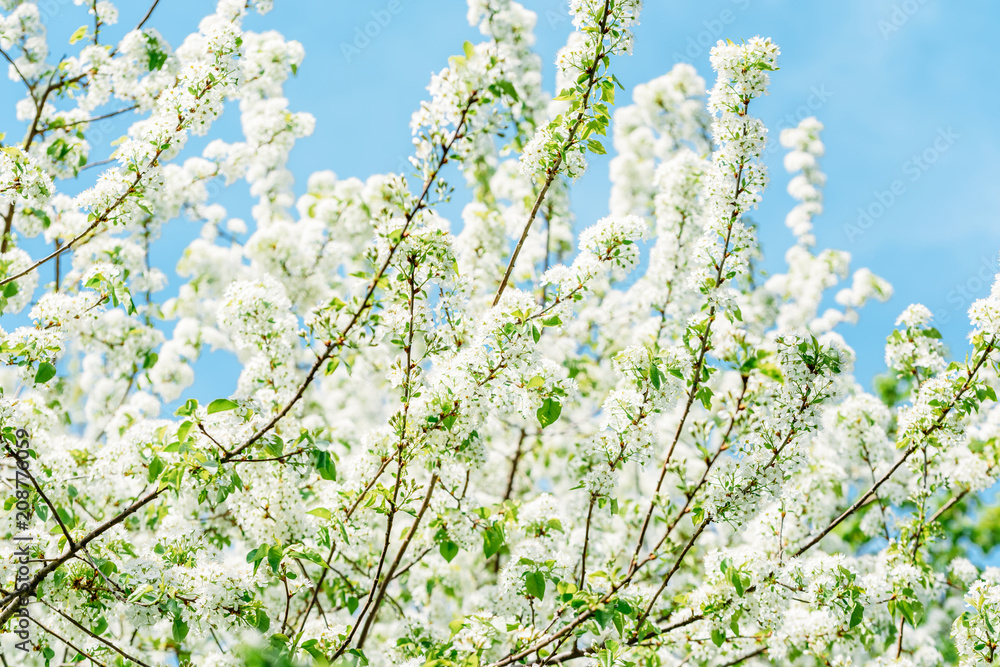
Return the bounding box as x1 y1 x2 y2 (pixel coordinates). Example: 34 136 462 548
69 25 87 45
463 40 475 59
600 80 615 104
147 456 165 483
148 49 168 71
524 570 545 599
696 386 713 410
172 615 189 643
612 611 624 638
729 569 744 596
649 364 661 390
306 507 331 520
176 420 194 442
255 609 270 632
288 548 328 568
440 540 459 563
267 545 283 574
483 523 505 559
710 627 726 647
206 398 239 414
496 79 518 101
34 362 56 385
536 397 562 429
850 602 864 628
312 449 337 480
586 139 606 155
263 436 284 458
897 599 914 626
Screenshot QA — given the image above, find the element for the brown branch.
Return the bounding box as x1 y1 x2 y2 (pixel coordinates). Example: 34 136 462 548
929 488 969 524
628 97 753 574
327 464 405 659
356 474 439 648
719 646 766 667
502 429 527 503
39 599 153 667
578 495 595 588
633 377 751 632
0 47 34 94
225 96 478 462
0 487 163 626
45 105 138 133
1 68 58 253
30 616 108 667
792 337 994 557
295 458 392 635
1 136 168 282
4 445 75 550
108 0 162 57
634 519 709 630
492 0 613 306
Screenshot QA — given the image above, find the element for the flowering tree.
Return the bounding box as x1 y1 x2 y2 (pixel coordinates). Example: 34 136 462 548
0 0 999 665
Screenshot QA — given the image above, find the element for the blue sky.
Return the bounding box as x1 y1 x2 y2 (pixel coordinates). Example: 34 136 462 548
4 0 1000 398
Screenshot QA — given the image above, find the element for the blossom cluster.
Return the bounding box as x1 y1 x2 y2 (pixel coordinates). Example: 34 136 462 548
0 3 998 667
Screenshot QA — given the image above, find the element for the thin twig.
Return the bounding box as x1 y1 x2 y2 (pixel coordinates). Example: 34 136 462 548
39 599 152 667
30 616 108 667
356 474 439 648
793 338 994 557
492 0 613 306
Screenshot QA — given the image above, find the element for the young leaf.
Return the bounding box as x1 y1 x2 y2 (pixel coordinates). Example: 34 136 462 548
536 398 562 429
34 362 57 385
206 398 239 414
483 523 505 559
440 540 459 563
850 603 864 628
524 571 545 599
